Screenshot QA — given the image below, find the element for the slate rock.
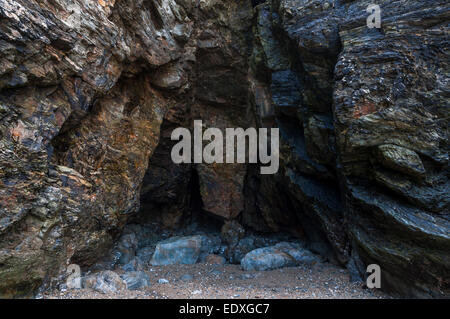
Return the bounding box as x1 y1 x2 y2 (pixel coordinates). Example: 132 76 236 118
84 271 127 294
241 242 322 271
151 235 203 266
121 271 151 291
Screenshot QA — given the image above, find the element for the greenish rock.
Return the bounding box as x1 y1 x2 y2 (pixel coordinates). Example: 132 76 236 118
377 144 426 178
150 236 203 266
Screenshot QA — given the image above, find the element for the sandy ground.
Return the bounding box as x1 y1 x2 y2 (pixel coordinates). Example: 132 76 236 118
42 262 390 299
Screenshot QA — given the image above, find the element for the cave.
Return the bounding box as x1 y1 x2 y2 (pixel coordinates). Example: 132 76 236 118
0 0 448 300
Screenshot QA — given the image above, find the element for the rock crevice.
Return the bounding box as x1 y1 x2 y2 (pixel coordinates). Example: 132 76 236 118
0 0 448 298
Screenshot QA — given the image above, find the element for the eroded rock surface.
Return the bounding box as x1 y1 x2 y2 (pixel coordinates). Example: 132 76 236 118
0 0 448 298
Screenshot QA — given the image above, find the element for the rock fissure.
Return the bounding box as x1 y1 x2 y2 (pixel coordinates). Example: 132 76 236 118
0 0 448 298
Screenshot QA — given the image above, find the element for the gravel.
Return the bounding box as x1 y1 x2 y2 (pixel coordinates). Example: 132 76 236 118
42 262 390 299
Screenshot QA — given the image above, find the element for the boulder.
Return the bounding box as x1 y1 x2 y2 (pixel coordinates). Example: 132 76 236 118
180 274 194 282
241 247 296 271
376 144 426 178
120 271 151 291
150 236 203 266
241 243 322 271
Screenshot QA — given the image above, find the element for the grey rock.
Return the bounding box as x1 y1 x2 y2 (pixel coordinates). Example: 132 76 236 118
271 70 303 117
86 271 127 294
221 221 245 247
121 271 151 291
204 254 226 265
121 258 138 272
228 237 257 264
151 235 203 266
199 235 223 261
273 242 323 264
239 273 258 280
136 247 155 265
241 243 322 271
376 144 426 178
180 274 194 282
171 23 193 43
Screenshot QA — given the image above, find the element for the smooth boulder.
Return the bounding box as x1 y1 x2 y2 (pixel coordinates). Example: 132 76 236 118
241 242 322 271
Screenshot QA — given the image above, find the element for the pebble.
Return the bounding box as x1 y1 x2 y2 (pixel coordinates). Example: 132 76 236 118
180 274 194 282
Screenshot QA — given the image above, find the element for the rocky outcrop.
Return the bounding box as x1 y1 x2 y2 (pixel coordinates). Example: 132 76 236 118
0 0 448 298
0 0 227 297
245 0 449 298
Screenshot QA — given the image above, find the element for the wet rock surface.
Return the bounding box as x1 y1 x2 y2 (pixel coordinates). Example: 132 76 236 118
0 0 448 299
151 235 207 266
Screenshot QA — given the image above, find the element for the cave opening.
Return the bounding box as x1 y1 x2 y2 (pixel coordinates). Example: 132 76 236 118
92 125 320 275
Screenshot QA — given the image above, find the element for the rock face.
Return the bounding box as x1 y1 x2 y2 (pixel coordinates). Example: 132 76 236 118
243 0 449 298
0 0 448 298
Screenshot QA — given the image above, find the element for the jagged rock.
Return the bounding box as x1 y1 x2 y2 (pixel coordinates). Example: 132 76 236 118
180 274 194 282
254 3 290 72
171 23 193 43
205 254 226 265
221 221 245 247
150 234 222 266
120 271 151 291
136 247 155 266
333 0 450 298
304 114 336 166
273 242 323 264
84 271 127 294
271 70 303 117
199 235 223 261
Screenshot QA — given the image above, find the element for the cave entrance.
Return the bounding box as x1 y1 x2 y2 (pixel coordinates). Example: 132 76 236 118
91 113 340 287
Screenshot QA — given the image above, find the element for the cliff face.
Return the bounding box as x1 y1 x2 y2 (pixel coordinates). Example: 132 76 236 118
0 0 448 298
